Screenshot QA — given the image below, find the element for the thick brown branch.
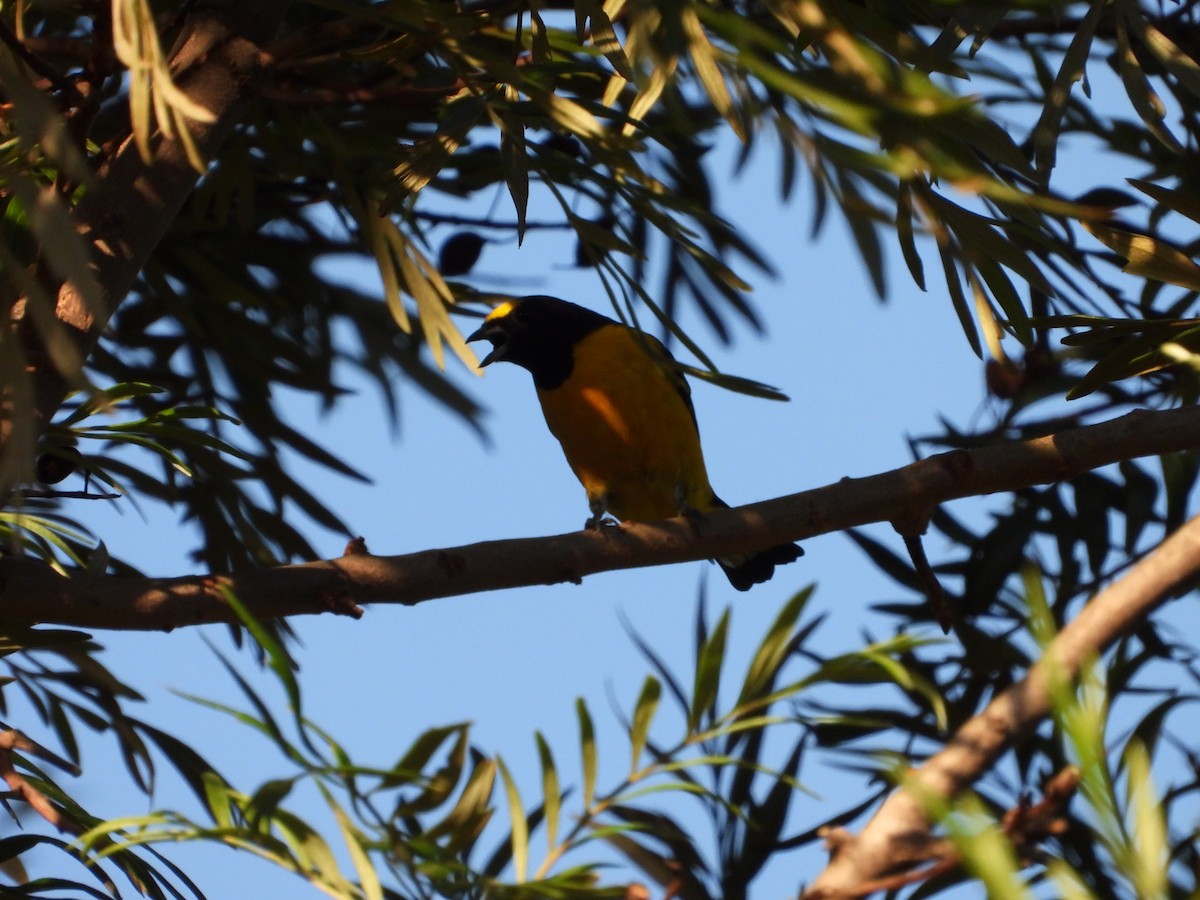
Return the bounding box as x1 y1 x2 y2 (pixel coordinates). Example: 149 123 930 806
1 405 1198 631
822 767 1078 898
803 506 1200 898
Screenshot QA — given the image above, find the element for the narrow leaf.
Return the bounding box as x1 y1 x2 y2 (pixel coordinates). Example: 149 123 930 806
689 608 729 732
535 731 560 853
577 698 597 809
496 756 528 883
629 676 661 772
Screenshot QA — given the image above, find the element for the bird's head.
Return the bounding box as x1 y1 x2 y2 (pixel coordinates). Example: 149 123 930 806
467 299 536 368
467 296 609 386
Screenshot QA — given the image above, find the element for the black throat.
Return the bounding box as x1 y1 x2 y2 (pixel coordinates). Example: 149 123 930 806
511 300 610 390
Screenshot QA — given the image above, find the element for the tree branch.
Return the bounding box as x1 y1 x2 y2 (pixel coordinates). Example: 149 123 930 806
1 405 1198 631
17 0 292 436
802 504 1200 897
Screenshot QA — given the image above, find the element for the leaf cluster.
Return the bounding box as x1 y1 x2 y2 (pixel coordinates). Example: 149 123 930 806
17 588 958 899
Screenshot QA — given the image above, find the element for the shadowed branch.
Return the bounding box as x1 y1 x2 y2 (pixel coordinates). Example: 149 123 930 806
2 405 1198 631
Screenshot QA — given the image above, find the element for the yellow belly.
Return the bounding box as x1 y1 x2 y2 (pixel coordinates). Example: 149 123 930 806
536 325 715 521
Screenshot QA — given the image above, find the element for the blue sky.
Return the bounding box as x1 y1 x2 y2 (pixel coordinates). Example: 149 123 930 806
20 131 1016 897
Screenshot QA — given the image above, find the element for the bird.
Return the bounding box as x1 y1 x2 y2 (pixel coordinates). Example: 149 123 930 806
467 295 802 590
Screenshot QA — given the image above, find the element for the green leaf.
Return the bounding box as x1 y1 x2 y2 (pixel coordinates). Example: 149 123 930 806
495 755 528 883
602 832 676 887
1114 11 1184 152
689 608 729 732
218 586 301 725
741 738 805 878
1119 460 1159 553
1123 741 1168 899
1125 12 1200 103
498 109 530 242
682 7 740 140
577 697 597 809
1082 221 1200 292
324 786 383 900
896 182 926 291
535 731 561 853
629 676 662 772
1065 319 1200 399
577 0 634 79
386 723 468 786
432 756 496 852
846 529 921 592
1072 473 1113 578
246 777 296 828
1128 178 1200 226
737 586 814 707
935 232 982 357
838 174 886 299
272 806 357 895
942 794 1033 899
1029 0 1104 178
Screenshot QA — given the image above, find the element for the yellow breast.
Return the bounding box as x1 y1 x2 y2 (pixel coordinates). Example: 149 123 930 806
536 325 715 521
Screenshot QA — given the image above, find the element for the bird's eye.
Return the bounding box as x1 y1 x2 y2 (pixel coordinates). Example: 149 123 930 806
514 307 530 323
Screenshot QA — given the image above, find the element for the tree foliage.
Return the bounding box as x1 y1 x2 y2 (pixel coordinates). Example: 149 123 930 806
3 0 1200 897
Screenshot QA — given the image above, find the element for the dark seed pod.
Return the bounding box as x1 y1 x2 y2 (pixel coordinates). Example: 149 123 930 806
36 451 78 485
438 231 486 276
541 133 583 158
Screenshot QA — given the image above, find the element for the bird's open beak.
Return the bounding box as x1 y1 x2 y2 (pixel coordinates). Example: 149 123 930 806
467 322 505 367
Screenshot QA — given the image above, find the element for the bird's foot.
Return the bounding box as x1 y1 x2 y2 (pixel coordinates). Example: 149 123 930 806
679 504 707 537
673 484 707 536
585 497 618 532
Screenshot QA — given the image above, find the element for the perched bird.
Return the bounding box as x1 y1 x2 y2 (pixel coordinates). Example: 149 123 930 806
467 295 802 590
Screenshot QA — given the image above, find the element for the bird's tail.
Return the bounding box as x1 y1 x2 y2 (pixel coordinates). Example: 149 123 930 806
718 542 804 591
710 495 803 591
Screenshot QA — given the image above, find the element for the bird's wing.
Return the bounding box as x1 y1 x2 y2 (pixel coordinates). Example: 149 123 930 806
639 332 699 431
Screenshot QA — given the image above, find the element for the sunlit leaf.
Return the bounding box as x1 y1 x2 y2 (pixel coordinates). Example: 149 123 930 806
689 608 729 732
577 697 598 810
629 676 661 772
496 755 528 883
1082 222 1200 292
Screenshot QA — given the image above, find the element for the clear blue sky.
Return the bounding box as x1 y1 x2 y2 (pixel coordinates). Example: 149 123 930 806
21 133 1005 896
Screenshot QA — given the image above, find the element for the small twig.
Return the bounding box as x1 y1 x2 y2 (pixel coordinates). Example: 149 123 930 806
264 15 380 64
900 532 952 634
14 488 122 500
413 210 573 231
343 536 369 556
262 79 465 108
15 36 92 64
891 498 952 632
0 21 85 104
1002 765 1079 853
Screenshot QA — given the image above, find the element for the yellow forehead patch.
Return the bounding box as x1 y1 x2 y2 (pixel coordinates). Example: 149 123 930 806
485 300 518 322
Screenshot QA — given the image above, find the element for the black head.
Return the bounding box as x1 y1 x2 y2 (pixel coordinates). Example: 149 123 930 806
467 296 611 389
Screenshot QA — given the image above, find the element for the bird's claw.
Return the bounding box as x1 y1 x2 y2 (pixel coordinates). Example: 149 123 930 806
585 496 618 532
679 504 707 536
